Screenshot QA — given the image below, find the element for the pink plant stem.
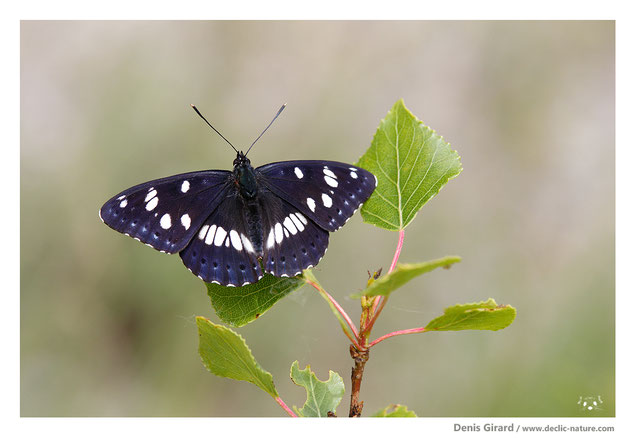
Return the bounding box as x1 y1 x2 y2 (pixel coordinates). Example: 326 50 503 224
368 326 427 348
275 396 298 417
388 229 406 274
306 279 363 350
367 229 405 327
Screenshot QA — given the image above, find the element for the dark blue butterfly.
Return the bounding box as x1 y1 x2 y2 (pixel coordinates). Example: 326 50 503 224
99 105 377 287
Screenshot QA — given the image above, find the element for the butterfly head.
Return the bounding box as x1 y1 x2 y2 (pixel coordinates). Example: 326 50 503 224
233 150 251 168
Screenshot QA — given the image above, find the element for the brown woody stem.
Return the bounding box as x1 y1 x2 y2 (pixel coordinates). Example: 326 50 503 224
348 344 369 417
348 230 406 416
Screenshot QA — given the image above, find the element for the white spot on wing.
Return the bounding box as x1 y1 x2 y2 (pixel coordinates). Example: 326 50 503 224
180 214 191 230
241 234 255 253
181 180 190 193
145 197 159 211
119 199 128 208
205 225 217 245
290 213 304 231
350 171 358 179
230 230 242 251
160 213 172 229
324 175 338 187
323 167 337 179
295 212 308 225
306 197 316 212
294 167 304 179
117 195 126 200
145 189 157 203
321 193 332 208
214 227 227 246
283 216 297 235
198 225 209 240
274 223 284 244
266 228 275 249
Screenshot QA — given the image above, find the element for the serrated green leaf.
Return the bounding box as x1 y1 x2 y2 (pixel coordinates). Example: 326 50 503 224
425 299 516 331
373 404 417 417
290 361 345 417
206 273 305 327
196 316 278 397
356 99 462 231
357 256 461 298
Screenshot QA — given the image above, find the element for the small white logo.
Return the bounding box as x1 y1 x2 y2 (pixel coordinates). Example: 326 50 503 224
577 395 603 411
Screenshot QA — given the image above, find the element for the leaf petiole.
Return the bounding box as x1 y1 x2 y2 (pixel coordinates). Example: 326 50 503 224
368 327 427 348
275 396 298 417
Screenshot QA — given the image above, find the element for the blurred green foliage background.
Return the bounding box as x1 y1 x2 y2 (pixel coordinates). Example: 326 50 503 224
20 21 614 417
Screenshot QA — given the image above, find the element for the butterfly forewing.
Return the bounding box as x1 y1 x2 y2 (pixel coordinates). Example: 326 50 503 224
257 161 377 232
99 170 232 254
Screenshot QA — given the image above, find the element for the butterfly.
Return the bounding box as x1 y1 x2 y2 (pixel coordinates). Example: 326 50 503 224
99 104 377 287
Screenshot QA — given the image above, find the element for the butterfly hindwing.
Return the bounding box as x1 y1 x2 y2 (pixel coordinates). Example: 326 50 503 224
257 160 377 232
99 170 232 254
179 194 263 286
257 191 330 278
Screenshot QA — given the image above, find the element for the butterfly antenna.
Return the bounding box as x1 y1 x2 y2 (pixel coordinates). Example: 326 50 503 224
191 104 238 153
245 103 286 156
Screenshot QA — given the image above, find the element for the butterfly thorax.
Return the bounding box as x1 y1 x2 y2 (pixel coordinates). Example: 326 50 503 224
233 152 258 199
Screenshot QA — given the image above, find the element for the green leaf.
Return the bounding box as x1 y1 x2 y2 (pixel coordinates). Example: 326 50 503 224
373 404 418 417
196 316 278 398
356 99 462 231
290 361 345 417
425 299 516 331
206 273 305 327
357 256 461 298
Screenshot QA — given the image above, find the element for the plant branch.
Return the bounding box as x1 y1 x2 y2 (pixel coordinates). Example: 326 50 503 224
275 396 297 417
348 344 369 417
368 327 427 348
348 229 406 416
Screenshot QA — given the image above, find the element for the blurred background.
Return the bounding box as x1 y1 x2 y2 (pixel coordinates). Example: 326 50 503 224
21 21 614 417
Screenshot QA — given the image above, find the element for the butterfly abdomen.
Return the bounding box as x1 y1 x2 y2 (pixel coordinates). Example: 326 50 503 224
244 199 264 255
